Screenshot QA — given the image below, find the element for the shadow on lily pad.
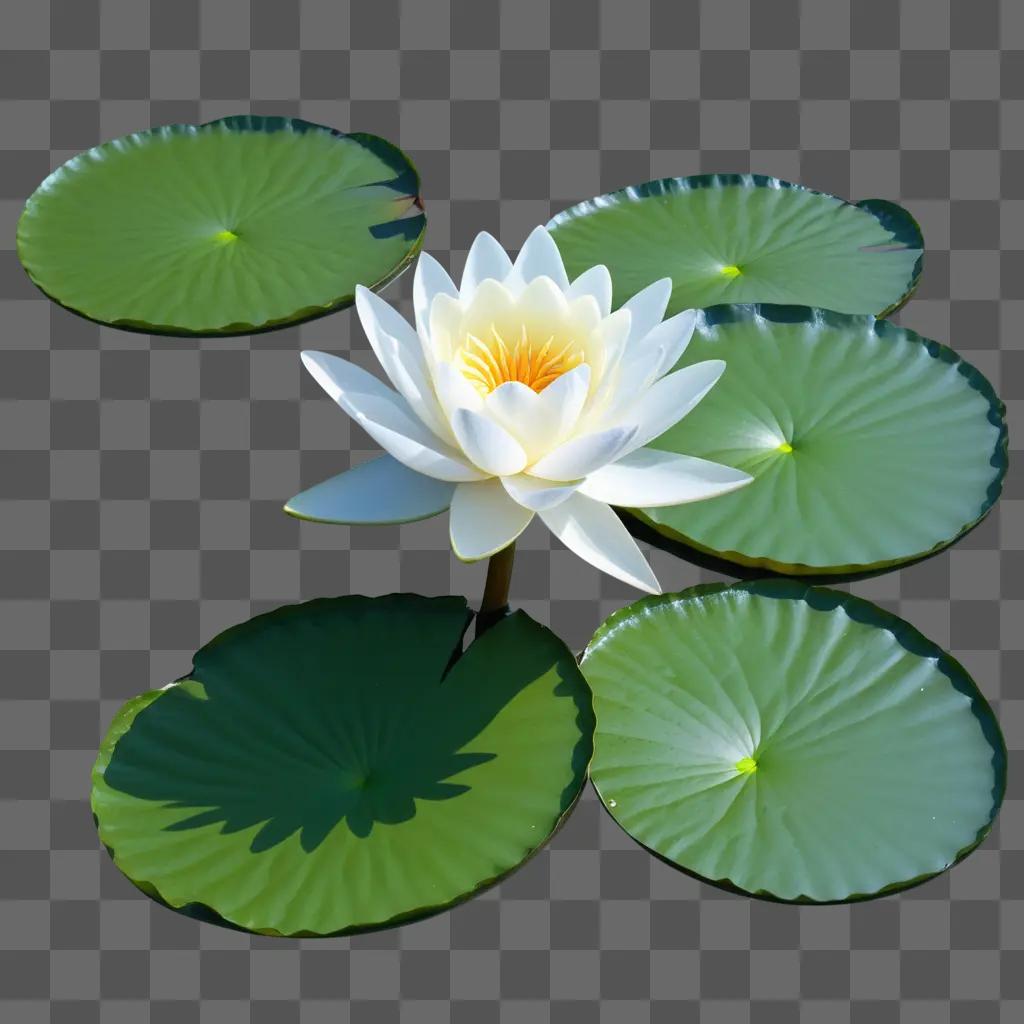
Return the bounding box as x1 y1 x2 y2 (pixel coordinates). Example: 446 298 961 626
102 595 592 853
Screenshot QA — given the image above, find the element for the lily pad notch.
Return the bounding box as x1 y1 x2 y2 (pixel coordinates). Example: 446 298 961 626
92 594 593 936
17 115 426 336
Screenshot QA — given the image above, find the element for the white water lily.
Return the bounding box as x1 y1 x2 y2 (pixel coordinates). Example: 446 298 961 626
286 226 752 593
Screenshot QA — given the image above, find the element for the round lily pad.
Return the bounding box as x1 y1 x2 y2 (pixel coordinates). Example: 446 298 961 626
547 175 922 317
17 116 425 336
91 595 592 936
581 580 1006 903
631 305 1006 577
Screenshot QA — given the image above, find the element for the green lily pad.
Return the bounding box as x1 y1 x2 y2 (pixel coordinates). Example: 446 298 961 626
581 580 1005 903
632 305 1006 577
17 116 425 336
91 595 592 936
548 175 922 317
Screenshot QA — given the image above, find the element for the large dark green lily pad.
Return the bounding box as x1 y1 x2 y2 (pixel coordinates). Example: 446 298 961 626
548 175 922 317
581 580 1006 903
17 116 425 336
632 305 1006 577
92 595 592 936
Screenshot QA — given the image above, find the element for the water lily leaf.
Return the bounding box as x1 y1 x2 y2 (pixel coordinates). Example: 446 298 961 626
548 175 922 317
92 595 592 936
631 305 1006 577
582 580 1005 903
17 116 425 336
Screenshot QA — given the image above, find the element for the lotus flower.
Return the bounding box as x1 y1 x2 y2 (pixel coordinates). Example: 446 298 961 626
286 227 752 593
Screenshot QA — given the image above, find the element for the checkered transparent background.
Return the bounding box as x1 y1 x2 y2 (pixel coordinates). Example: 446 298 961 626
1 0 1023 1020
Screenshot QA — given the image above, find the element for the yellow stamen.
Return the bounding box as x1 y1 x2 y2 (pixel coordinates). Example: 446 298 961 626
464 334 501 381
736 756 758 775
777 442 793 454
214 229 239 244
457 323 584 395
720 264 742 278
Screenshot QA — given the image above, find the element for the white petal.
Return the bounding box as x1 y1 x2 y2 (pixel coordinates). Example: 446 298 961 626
433 360 484 418
458 277 517 331
579 448 752 507
461 231 513 300
302 351 485 482
512 225 570 291
371 328 453 442
483 381 542 455
650 308 699 379
529 425 637 481
485 364 591 460
567 264 613 317
355 284 422 357
284 455 454 524
622 277 673 345
587 309 701 432
586 346 655 432
502 474 582 511
451 407 529 476
355 286 449 436
449 479 535 561
621 360 727 453
589 306 633 371
582 308 634 414
629 307 699 381
413 251 458 338
427 292 463 364
516 273 569 320
540 493 660 593
530 363 592 445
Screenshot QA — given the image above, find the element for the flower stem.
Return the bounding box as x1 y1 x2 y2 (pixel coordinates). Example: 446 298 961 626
476 542 516 638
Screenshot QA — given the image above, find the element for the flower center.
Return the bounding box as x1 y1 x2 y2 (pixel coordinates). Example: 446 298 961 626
456 323 584 395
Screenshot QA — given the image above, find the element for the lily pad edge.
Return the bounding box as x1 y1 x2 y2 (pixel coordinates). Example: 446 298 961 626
546 173 925 318
628 303 1009 578
16 115 426 339
91 594 595 937
581 577 1008 905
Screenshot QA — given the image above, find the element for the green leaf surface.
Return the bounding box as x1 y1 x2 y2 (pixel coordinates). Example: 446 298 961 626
92 595 593 936
582 580 1005 903
633 305 1006 576
548 175 922 317
17 116 425 336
